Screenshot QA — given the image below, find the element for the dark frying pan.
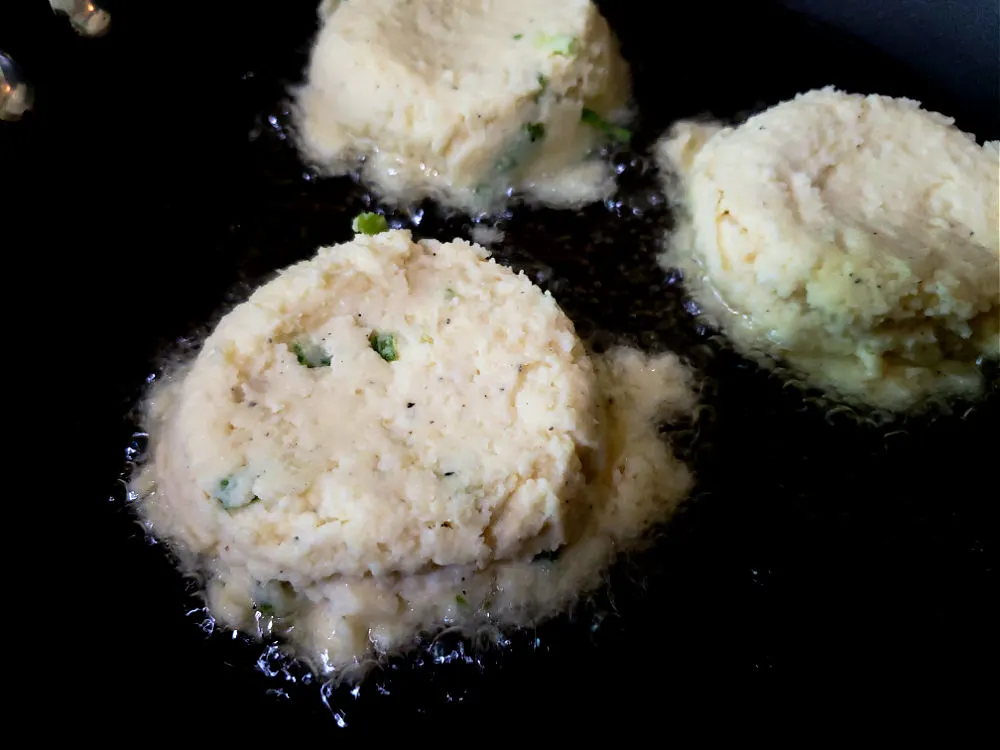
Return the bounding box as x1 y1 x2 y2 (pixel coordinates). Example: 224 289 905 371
8 0 997 735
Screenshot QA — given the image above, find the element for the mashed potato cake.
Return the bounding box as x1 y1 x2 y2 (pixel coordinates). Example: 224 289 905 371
140 229 600 592
192 347 695 674
295 0 631 212
133 228 697 676
289 348 695 671
657 87 1000 410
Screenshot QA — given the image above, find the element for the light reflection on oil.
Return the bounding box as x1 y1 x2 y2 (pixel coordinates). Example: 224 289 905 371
0 52 31 122
49 0 111 37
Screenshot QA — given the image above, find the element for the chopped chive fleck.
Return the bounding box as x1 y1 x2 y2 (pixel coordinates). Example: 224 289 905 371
580 108 631 144
253 580 298 619
215 474 258 510
513 33 523 40
536 33 578 56
525 122 546 142
351 212 389 235
291 339 332 368
369 331 399 362
455 594 468 606
533 73 549 103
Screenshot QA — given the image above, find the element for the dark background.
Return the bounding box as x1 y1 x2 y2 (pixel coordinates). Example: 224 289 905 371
5 0 997 736
779 0 999 129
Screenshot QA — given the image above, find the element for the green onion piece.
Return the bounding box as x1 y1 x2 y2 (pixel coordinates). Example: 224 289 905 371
369 331 399 362
513 33 523 40
580 108 631 144
524 122 546 142
352 212 389 235
536 33 578 56
214 473 258 510
533 73 549 103
290 339 332 368
254 580 298 618
494 114 547 174
455 594 468 606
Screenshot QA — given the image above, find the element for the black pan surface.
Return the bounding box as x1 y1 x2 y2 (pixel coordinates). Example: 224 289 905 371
8 0 997 735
